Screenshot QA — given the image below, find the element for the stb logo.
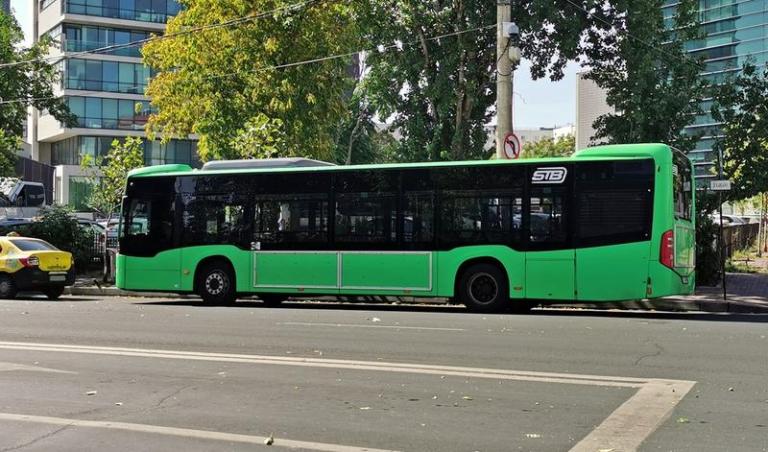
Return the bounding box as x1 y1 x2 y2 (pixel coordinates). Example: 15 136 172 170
532 167 568 184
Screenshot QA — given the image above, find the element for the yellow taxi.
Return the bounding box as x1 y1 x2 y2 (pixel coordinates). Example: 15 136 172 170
0 236 75 299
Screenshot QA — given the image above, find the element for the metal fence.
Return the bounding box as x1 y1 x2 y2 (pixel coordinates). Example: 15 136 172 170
722 223 760 258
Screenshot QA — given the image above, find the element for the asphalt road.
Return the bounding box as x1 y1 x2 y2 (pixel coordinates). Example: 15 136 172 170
0 296 766 452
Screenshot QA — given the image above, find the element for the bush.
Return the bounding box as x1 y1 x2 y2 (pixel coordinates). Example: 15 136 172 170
696 199 722 286
3 205 97 271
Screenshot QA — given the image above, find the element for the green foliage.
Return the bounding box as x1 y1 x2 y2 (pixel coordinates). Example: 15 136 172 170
358 0 616 161
583 0 706 152
332 96 398 165
0 130 20 177
711 63 768 201
229 113 286 159
0 12 75 174
81 137 145 219
11 205 96 270
143 0 361 162
522 135 575 159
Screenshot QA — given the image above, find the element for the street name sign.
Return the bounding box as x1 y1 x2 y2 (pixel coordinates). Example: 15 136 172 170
710 180 732 191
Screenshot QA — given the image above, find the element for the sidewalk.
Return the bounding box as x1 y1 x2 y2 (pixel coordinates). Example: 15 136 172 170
64 273 768 313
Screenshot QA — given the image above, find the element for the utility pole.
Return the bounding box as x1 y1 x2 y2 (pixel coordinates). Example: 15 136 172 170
496 2 521 159
496 0 512 159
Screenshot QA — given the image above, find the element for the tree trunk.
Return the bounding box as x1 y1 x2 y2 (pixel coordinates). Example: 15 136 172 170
345 107 365 165
103 211 113 283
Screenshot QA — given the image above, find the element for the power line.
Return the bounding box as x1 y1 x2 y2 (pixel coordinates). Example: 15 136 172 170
190 24 496 82
0 23 495 105
561 0 700 67
0 0 320 70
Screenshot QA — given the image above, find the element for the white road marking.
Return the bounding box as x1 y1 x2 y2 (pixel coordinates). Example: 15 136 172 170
0 361 75 374
0 341 696 451
0 413 398 452
570 379 696 452
278 321 466 332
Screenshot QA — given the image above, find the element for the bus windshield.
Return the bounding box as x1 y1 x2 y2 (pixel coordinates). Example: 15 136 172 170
672 149 693 221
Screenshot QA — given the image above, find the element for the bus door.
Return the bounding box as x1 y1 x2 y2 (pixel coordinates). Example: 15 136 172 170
120 192 181 291
251 194 338 291
524 167 575 300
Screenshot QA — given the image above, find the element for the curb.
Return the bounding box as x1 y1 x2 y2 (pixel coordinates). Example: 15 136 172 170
64 287 768 313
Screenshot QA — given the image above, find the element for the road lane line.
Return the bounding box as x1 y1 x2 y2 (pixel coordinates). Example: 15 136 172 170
0 341 645 387
0 413 398 452
0 340 696 449
277 321 466 332
0 362 76 374
569 378 696 452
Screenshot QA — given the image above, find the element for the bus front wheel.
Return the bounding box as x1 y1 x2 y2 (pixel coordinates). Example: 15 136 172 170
458 263 509 313
197 262 236 306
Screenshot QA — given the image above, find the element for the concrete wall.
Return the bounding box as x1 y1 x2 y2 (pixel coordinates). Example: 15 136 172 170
576 73 613 151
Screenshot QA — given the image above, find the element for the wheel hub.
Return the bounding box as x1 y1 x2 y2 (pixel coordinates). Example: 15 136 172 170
205 272 226 295
468 273 498 304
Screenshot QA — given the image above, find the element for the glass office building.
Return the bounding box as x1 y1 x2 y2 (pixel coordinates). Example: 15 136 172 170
662 0 768 179
32 0 197 207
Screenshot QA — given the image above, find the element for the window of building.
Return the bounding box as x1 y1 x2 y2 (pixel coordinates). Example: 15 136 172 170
69 176 96 211
64 0 180 23
65 96 153 130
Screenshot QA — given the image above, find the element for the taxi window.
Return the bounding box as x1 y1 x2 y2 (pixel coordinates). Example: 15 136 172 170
11 239 57 251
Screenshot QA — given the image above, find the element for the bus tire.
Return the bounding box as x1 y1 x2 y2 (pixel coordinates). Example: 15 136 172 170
457 263 508 313
260 294 285 307
0 275 17 299
197 261 236 306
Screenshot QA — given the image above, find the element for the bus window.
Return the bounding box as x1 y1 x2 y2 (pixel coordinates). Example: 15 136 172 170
528 187 567 244
121 195 174 256
334 171 398 247
575 160 653 247
181 194 249 247
253 195 329 247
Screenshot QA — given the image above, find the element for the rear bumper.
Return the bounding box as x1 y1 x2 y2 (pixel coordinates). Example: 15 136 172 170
14 267 76 290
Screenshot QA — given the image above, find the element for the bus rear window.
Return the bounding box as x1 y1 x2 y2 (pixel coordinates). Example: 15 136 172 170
673 150 693 221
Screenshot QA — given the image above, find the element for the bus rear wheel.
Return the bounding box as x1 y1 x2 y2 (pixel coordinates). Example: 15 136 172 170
197 262 236 306
458 263 508 313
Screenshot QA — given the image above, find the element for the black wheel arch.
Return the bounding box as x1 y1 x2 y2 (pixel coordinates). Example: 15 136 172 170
194 256 237 294
453 257 509 299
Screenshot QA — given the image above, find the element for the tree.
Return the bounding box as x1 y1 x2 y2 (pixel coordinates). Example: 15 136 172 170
711 63 768 258
81 137 145 222
142 0 361 162
711 63 768 201
81 137 145 280
0 11 75 173
522 135 575 159
357 1 641 162
583 0 705 152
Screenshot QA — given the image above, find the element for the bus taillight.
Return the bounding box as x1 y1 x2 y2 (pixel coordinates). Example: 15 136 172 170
660 230 675 269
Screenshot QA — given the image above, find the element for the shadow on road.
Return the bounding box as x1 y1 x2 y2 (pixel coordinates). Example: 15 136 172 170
132 298 768 323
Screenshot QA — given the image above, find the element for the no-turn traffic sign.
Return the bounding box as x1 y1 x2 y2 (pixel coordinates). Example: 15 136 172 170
502 132 521 159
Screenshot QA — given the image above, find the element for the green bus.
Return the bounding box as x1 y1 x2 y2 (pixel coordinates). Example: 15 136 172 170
116 143 695 312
